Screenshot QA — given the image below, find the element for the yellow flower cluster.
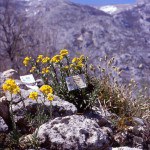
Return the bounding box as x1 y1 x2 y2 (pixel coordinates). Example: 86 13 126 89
36 55 43 63
47 93 54 101
29 91 38 100
40 85 53 95
42 57 51 64
36 55 51 64
51 55 63 63
30 66 36 73
63 65 69 71
40 85 54 101
2 79 20 94
72 55 84 64
42 67 50 74
23 57 31 66
60 49 68 56
71 55 85 70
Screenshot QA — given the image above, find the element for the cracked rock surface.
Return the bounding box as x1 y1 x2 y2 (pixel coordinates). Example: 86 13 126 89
36 115 111 150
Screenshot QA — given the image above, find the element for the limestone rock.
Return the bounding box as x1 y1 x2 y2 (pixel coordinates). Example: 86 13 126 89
15 79 28 90
1 69 19 81
10 92 77 133
35 115 111 150
112 147 142 150
132 117 145 126
0 117 8 132
12 94 77 119
35 79 44 87
0 96 13 131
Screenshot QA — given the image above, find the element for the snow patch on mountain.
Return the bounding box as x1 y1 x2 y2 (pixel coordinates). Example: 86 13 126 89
100 5 118 14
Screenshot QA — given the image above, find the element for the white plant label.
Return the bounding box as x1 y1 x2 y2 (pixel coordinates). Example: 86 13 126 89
20 74 36 84
26 84 39 91
20 74 39 91
66 74 87 91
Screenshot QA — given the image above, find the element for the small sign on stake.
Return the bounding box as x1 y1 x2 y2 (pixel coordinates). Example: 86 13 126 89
66 74 87 91
20 74 39 91
20 74 35 84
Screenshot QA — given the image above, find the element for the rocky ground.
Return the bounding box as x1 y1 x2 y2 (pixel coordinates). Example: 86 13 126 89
0 69 149 149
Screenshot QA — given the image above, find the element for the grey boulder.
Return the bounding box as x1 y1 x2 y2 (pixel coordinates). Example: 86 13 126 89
112 147 142 150
35 115 111 150
0 117 8 133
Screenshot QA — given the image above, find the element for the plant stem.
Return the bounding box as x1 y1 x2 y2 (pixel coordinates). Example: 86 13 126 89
10 93 17 131
50 101 52 119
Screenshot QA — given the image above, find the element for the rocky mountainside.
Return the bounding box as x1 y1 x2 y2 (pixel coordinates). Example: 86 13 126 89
0 0 150 88
0 69 148 149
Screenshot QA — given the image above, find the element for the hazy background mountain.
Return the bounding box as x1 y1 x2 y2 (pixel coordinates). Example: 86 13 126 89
71 0 136 5
0 0 149 90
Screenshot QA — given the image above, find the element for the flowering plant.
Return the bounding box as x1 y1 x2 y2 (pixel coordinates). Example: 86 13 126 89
28 84 54 126
2 79 21 145
23 49 100 112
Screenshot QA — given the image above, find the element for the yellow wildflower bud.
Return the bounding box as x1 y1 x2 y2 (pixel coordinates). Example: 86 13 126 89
23 57 31 66
77 63 84 68
62 65 69 71
70 64 74 68
60 49 69 56
40 85 53 95
13 86 20 94
2 79 20 94
79 55 85 62
51 55 63 63
29 91 38 100
36 55 43 63
72 57 80 64
47 93 54 101
30 66 36 73
42 57 51 64
42 67 50 74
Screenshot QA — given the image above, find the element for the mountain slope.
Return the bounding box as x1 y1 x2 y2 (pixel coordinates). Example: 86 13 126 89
0 0 149 88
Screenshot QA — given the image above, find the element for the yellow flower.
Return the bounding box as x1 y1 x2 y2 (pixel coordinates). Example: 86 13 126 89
79 55 85 62
41 67 50 74
29 91 38 100
30 66 36 73
47 93 54 101
70 63 84 70
70 64 75 68
13 86 20 94
60 49 69 56
51 55 63 63
23 57 31 66
2 84 8 91
42 57 51 64
77 63 84 68
40 85 53 95
72 57 79 64
2 79 20 94
62 65 69 71
36 55 43 63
